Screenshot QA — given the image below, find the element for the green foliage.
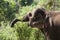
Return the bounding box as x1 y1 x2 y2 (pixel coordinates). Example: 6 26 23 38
0 0 19 22
13 22 45 40
20 0 33 6
0 27 18 40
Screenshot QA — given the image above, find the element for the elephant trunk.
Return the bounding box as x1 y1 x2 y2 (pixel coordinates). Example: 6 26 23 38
10 18 28 27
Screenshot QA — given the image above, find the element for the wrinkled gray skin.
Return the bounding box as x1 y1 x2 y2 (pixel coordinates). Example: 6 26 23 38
10 8 60 40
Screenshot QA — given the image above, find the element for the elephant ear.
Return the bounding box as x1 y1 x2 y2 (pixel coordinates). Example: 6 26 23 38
39 8 45 16
34 8 46 18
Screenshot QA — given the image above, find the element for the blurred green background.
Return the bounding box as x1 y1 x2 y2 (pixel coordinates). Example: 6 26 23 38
0 0 60 40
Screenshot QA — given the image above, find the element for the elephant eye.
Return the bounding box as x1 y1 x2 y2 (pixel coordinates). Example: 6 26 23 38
29 13 32 17
33 17 38 21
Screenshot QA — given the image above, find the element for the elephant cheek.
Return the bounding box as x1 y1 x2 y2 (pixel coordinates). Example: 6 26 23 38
38 24 44 29
31 23 44 29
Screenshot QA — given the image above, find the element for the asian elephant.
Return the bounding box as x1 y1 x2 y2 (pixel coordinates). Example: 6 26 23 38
10 7 60 40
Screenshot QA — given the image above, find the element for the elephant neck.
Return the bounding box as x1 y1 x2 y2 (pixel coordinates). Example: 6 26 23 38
41 19 52 40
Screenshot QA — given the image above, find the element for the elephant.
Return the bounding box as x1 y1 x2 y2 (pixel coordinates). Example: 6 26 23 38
10 7 60 40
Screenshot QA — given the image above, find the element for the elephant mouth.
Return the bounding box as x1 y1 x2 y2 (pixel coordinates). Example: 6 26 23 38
29 22 44 29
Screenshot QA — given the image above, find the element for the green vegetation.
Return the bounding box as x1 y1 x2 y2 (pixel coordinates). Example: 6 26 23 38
0 0 60 40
